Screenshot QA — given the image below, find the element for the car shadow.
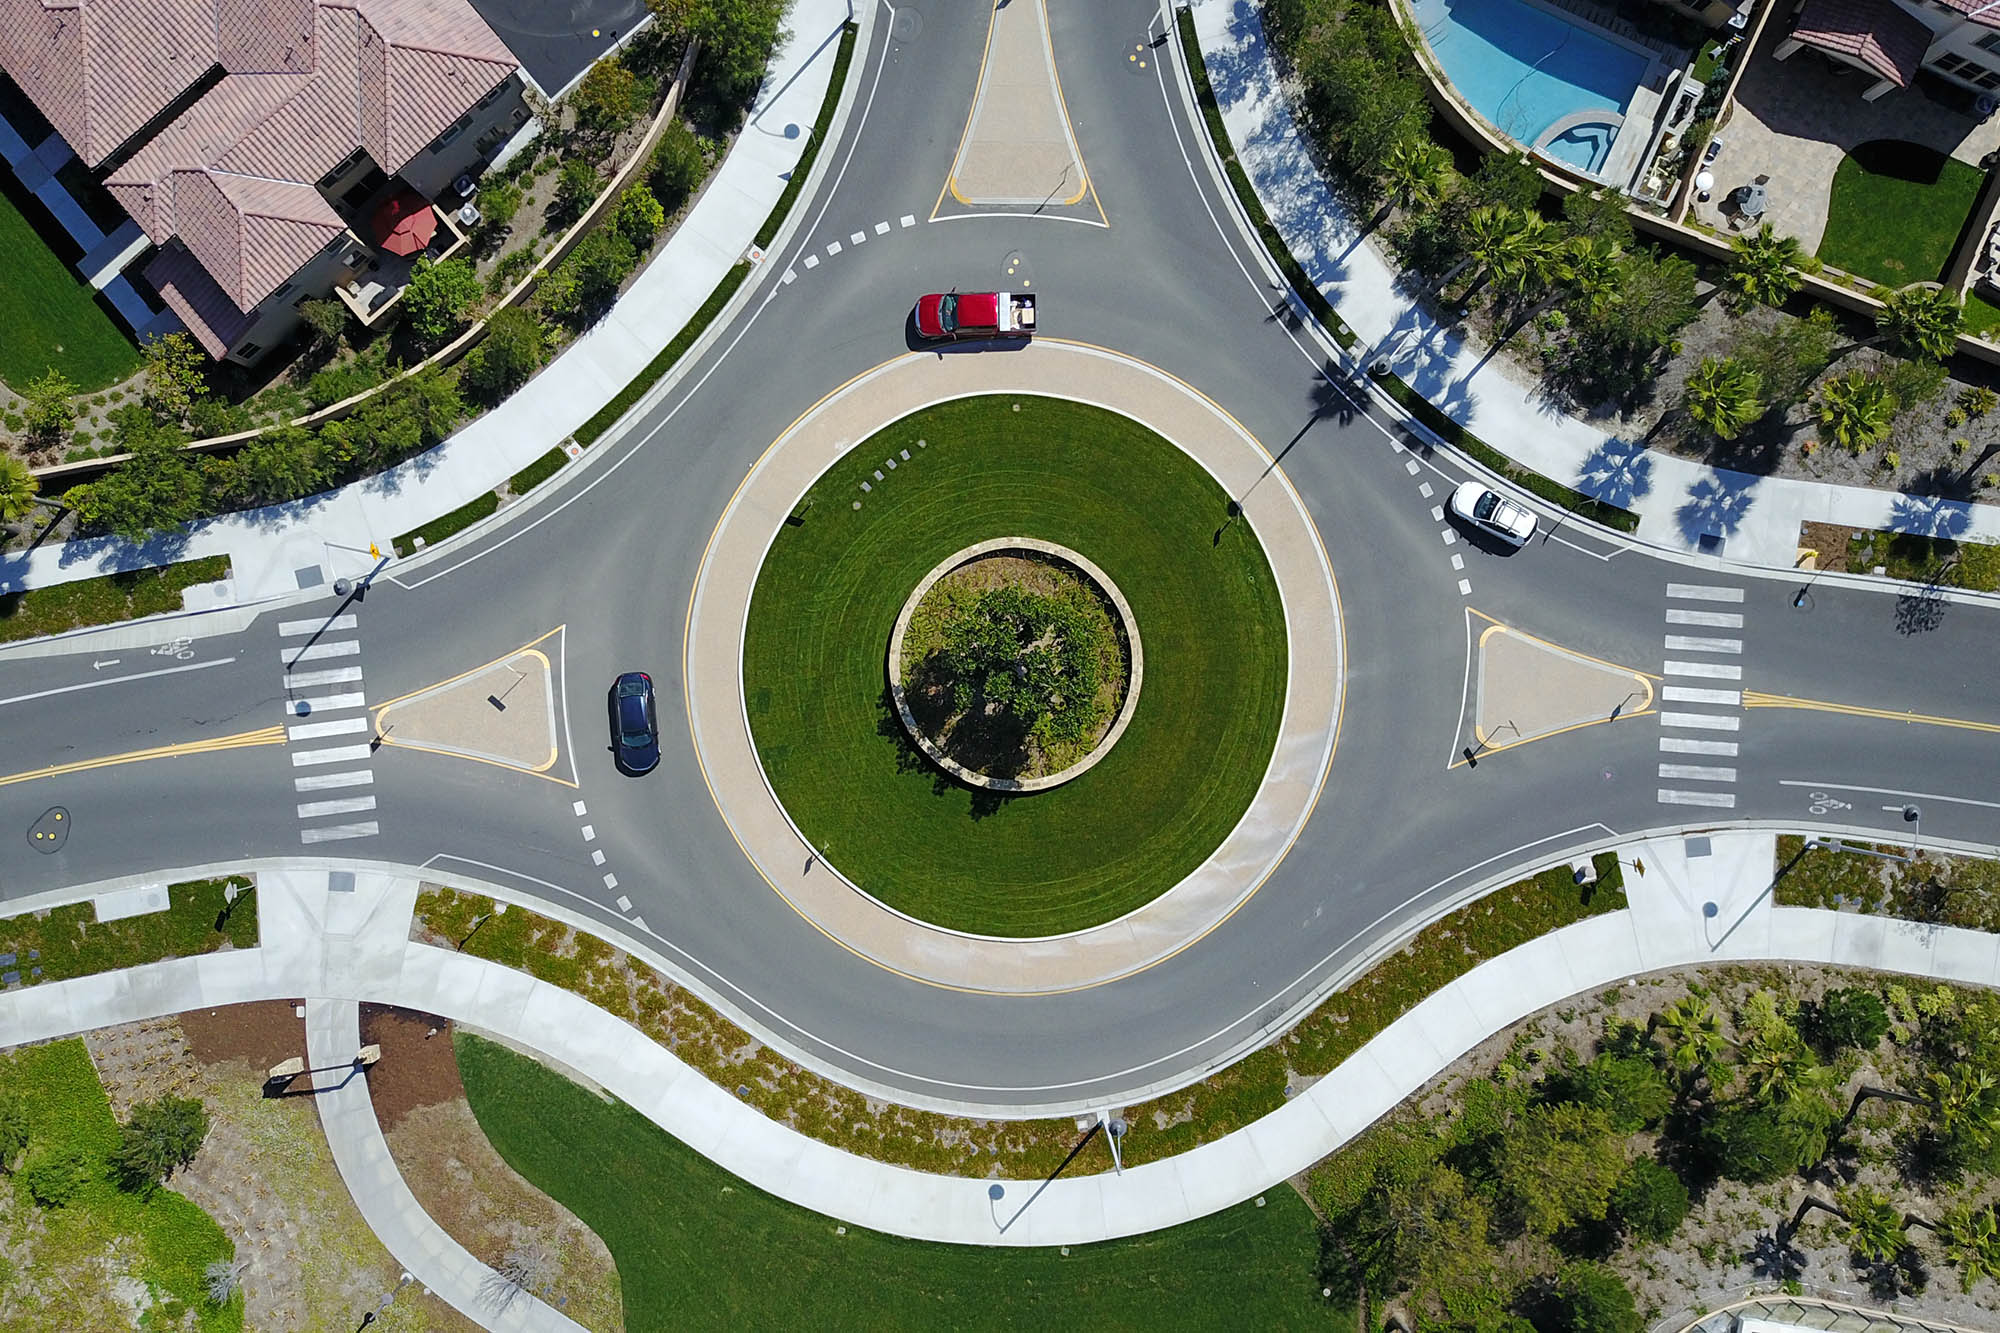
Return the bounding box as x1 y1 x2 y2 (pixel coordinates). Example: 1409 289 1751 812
1445 512 1531 558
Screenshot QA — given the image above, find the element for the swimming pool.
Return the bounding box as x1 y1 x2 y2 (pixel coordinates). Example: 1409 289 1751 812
1416 0 1650 152
1542 120 1618 174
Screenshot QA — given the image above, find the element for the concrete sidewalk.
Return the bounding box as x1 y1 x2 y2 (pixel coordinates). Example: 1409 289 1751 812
1186 0 2000 570
0 0 856 607
6 845 2000 1249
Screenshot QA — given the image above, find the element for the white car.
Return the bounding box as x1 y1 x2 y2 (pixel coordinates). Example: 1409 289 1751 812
1449 481 1536 547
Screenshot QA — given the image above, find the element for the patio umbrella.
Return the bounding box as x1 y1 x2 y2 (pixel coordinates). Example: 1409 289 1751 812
372 188 436 257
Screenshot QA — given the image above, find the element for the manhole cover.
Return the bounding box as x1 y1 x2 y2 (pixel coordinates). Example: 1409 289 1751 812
28 807 68 853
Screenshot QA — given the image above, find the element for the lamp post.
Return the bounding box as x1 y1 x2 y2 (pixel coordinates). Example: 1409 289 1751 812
1462 719 1518 768
1098 1110 1128 1175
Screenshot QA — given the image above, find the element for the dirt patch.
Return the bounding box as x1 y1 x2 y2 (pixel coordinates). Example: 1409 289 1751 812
387 1097 624 1332
179 997 307 1069
358 1005 464 1133
1801 519 1860 572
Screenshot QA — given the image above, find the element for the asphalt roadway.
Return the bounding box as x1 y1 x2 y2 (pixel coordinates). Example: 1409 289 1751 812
3 0 1998 1116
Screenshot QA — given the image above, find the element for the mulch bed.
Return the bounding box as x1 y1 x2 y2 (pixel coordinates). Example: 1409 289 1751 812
178 997 307 1070
359 1003 464 1132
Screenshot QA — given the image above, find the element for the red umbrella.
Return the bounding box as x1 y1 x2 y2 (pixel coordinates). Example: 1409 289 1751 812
372 188 436 257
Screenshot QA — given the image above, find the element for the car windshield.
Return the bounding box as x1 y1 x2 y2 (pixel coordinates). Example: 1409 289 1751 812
1472 491 1499 521
621 729 653 748
938 293 958 331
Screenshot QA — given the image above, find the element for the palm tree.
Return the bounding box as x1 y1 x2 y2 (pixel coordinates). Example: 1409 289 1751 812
1936 1199 2000 1293
1835 1184 1908 1263
1475 212 1558 305
1927 1067 2000 1153
1816 371 1896 452
1654 994 1726 1081
1502 237 1621 344
1380 139 1450 214
1865 284 1965 361
1684 356 1765 442
0 455 38 529
1429 205 1522 298
1725 223 1818 309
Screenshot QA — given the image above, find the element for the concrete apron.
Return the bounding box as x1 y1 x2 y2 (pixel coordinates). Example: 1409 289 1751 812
684 340 1342 993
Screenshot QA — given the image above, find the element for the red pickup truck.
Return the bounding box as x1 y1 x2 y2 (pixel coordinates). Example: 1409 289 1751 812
913 290 1037 340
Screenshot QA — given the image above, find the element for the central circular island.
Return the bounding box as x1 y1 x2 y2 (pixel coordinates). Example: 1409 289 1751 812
741 394 1288 938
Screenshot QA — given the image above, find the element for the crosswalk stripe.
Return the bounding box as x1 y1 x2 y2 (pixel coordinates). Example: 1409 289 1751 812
297 795 377 819
1659 789 1737 808
1663 660 1743 680
1666 608 1744 628
1662 685 1741 706
286 692 366 716
1666 583 1744 603
300 822 379 843
288 716 369 741
1664 635 1742 654
281 641 360 664
295 770 374 792
284 666 363 688
1660 712 1741 731
292 744 373 767
1661 737 1739 756
277 614 356 637
1659 762 1737 782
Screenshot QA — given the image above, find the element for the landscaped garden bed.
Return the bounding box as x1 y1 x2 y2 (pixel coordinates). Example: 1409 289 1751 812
0 553 229 643
0 875 256 983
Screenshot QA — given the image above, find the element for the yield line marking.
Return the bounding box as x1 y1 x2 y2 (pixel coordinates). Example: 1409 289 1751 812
286 692 367 716
1666 583 1744 602
1662 685 1741 706
292 744 374 767
1659 788 1737 808
297 795 377 819
1659 763 1737 782
1664 635 1742 654
285 665 363 688
300 822 378 843
1659 712 1740 731
281 641 360 665
0 726 287 788
278 614 356 637
288 717 369 742
1663 660 1742 680
295 770 374 792
1744 691 2000 735
1661 737 1738 756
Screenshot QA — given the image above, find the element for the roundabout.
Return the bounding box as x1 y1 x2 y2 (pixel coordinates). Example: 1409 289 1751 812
686 341 1345 989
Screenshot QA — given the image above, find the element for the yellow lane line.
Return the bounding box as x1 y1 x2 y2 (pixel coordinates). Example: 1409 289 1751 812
1743 691 2000 735
0 726 289 789
1446 612 1655 769
932 0 1002 220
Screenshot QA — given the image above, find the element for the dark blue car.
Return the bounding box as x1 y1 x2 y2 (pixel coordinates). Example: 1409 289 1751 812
611 672 660 774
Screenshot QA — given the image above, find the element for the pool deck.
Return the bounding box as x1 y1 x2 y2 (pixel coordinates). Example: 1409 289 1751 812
1692 24 2000 251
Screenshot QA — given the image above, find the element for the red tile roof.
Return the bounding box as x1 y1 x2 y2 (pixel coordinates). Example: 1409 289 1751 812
1790 0 1934 86
5 0 519 354
1934 0 2000 32
145 241 256 356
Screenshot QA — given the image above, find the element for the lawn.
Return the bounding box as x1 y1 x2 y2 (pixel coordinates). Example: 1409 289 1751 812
0 554 230 643
0 1039 240 1330
742 395 1287 936
1847 527 2000 591
0 174 143 392
456 1032 1338 1331
1965 291 2000 339
0 875 256 984
1818 140 1984 287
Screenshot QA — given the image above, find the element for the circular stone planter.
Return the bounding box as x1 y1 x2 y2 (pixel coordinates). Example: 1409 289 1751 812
886 538 1145 793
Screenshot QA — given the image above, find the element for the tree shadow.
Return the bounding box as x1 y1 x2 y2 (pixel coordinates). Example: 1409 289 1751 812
1674 470 1762 548
1574 436 1655 508
1894 581 1950 635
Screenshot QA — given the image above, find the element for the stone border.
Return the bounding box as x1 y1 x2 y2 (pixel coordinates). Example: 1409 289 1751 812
886 537 1145 794
684 341 1343 988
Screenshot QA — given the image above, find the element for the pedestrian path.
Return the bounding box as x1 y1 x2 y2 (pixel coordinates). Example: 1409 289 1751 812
6 849 2000 1249
279 612 378 844
1657 581 1748 810
1185 0 2000 569
0 0 858 607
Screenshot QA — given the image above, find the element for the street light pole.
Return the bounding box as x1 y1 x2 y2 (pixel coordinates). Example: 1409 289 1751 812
1462 720 1518 768
1098 1110 1127 1175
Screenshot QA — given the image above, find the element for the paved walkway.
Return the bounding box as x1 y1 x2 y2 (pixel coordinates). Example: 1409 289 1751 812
0 0 856 607
1187 0 2000 569
682 341 1341 992
6 845 2000 1249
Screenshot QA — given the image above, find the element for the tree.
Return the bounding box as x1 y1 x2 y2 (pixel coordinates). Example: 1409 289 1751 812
111 1094 209 1191
1725 223 1817 309
476 179 523 232
0 455 43 532
539 228 638 324
479 1238 555 1311
1431 205 1523 297
571 57 644 137
1683 356 1764 442
459 307 547 403
1561 185 1633 247
1816 370 1896 452
1871 284 1964 361
21 366 76 446
650 0 791 113
1488 213 1563 305
1553 247 1698 406
1380 138 1450 213
1924 1066 2000 1174
400 257 481 344
0 1093 27 1171
1494 1102 1626 1234
63 415 204 541
1807 986 1889 1054
205 1257 250 1306
1350 1153 1494 1302
297 297 348 348
1733 307 1837 408
1704 1103 1809 1182
1655 993 1726 1081
21 1143 94 1206
1466 149 1543 213
1936 1199 2000 1292
651 119 707 209
1565 1051 1671 1132
554 158 602 221
213 425 325 508
1610 1158 1689 1243
1835 1184 1907 1263
1546 1262 1640 1333
142 331 211 427
614 182 666 248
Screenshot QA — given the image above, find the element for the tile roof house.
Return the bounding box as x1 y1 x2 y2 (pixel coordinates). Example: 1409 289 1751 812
0 0 529 362
1777 0 2000 101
